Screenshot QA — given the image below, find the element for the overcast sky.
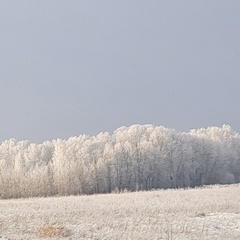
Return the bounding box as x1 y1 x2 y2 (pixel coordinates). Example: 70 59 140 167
0 1 240 143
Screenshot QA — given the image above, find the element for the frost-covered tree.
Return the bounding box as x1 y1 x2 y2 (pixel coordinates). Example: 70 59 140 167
0 124 239 199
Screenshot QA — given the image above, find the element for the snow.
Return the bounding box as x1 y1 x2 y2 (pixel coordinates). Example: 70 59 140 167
0 184 239 239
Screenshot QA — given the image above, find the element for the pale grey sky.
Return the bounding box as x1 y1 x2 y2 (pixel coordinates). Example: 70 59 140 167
0 1 240 143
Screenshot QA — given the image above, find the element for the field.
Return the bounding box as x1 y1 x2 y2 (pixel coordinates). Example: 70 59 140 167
0 184 239 240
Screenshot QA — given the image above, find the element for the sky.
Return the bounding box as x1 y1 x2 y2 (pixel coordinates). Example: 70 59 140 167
0 1 240 143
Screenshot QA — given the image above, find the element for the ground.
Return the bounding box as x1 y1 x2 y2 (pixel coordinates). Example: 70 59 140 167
0 184 239 239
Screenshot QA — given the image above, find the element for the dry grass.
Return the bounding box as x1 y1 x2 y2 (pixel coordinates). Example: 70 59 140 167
0 184 239 239
36 225 71 238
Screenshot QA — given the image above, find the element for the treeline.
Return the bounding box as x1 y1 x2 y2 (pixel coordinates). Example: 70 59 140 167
0 124 239 199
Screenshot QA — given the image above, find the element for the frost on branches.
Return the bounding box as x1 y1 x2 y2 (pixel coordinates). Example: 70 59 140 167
0 124 239 199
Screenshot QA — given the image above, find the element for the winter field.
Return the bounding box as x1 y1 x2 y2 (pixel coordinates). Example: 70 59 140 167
0 184 239 240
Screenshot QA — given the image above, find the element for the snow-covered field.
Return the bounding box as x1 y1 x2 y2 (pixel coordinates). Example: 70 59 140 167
0 184 239 240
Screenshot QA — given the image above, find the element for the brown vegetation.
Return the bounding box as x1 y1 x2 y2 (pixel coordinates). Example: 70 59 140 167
36 225 71 238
